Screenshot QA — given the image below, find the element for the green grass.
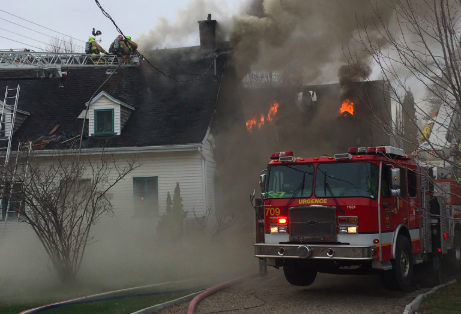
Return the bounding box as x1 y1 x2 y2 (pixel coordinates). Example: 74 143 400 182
0 285 198 314
419 279 461 314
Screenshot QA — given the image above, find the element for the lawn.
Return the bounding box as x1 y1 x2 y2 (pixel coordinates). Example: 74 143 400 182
419 279 461 314
0 284 199 314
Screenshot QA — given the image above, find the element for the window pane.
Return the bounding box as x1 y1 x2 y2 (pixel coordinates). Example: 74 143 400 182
266 165 314 199
408 170 417 198
381 165 391 198
315 162 379 199
400 169 407 198
95 111 113 133
133 177 159 217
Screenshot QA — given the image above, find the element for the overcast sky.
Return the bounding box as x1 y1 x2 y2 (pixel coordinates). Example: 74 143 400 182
0 0 247 51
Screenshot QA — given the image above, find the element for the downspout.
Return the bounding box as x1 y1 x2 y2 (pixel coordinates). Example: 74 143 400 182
198 145 208 213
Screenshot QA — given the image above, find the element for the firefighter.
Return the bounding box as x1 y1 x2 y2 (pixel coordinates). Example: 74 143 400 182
85 36 107 55
109 35 127 56
125 35 138 55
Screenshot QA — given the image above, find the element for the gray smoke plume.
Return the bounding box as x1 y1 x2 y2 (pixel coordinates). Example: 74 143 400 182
137 0 233 52
231 0 397 84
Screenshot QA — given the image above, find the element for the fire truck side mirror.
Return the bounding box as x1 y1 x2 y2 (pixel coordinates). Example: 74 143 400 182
260 174 267 193
390 168 401 196
390 168 401 188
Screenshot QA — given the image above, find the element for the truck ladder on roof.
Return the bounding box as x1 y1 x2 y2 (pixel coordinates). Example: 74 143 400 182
0 51 140 77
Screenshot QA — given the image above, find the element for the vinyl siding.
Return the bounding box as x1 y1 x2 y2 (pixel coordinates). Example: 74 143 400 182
120 106 132 131
88 96 121 135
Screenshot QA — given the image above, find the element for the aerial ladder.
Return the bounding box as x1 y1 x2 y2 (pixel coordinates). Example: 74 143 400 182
0 50 140 78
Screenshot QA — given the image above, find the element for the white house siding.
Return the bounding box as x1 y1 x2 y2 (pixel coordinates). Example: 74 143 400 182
88 96 121 135
203 133 216 213
108 150 207 219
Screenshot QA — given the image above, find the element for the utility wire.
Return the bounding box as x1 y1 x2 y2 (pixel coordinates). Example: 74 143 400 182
0 9 85 43
0 28 82 52
94 0 220 83
0 35 44 51
0 17 84 49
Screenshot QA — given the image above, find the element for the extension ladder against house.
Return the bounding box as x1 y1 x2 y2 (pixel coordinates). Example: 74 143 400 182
2 142 32 237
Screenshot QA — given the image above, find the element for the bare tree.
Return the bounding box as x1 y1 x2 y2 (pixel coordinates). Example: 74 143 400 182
348 0 461 172
3 149 138 282
46 36 82 53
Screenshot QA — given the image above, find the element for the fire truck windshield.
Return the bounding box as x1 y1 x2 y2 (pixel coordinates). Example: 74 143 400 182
315 162 379 199
266 164 314 199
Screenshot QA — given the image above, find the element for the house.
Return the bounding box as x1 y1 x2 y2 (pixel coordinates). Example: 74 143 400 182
0 15 244 224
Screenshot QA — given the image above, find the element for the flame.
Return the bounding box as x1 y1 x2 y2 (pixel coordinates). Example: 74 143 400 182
267 102 279 122
246 117 257 132
340 99 354 115
246 101 279 132
258 114 265 129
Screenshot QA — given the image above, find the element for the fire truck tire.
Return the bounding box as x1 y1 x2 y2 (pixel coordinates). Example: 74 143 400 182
283 259 317 286
380 235 413 291
449 230 461 272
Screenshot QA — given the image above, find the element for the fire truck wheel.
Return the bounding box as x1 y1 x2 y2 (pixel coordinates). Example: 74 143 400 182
283 259 317 286
380 235 413 291
449 230 461 272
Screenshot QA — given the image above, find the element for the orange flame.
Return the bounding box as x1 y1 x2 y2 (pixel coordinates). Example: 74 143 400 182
246 101 279 132
340 99 354 115
246 117 257 132
267 102 279 122
258 114 265 129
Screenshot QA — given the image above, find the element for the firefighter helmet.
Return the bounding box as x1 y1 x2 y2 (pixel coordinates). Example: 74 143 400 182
88 37 96 42
117 35 123 40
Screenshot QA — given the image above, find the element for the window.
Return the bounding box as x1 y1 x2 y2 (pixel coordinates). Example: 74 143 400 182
381 165 391 198
315 162 379 199
133 177 158 217
94 109 114 135
399 169 407 198
266 164 314 199
408 170 417 198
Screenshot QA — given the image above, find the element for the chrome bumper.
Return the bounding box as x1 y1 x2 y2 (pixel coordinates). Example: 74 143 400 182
255 243 376 260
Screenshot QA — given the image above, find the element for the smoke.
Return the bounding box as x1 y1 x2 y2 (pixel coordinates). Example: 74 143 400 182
231 0 397 84
137 0 233 52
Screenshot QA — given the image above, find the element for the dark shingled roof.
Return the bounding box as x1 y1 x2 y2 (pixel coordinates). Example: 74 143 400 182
0 47 224 149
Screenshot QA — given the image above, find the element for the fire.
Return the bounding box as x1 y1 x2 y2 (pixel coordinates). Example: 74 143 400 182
267 102 279 122
246 117 257 132
258 114 265 129
340 99 354 115
246 101 279 132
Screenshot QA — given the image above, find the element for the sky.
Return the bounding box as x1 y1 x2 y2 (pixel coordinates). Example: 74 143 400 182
0 0 247 52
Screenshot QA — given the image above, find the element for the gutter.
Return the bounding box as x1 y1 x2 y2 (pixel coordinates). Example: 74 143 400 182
8 144 203 157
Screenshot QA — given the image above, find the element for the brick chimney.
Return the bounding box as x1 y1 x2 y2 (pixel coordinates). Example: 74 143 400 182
198 14 217 51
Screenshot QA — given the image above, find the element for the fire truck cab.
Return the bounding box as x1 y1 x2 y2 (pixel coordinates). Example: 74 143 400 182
253 146 461 291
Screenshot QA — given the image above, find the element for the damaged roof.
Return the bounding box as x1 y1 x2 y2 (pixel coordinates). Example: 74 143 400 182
0 47 224 149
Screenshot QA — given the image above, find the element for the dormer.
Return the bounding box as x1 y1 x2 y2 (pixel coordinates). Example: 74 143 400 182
83 91 135 136
0 100 30 138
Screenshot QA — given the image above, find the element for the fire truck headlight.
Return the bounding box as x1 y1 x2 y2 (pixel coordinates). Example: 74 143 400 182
278 226 287 233
347 226 358 234
339 226 348 234
270 227 279 233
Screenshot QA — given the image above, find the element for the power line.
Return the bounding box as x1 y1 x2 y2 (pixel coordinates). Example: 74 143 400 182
0 27 83 52
0 9 85 43
0 35 44 51
0 18 84 49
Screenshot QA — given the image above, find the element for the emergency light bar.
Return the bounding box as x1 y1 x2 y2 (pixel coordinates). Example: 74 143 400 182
271 151 294 162
347 146 406 157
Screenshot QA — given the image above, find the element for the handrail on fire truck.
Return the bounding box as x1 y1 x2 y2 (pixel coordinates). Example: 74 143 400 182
0 51 140 78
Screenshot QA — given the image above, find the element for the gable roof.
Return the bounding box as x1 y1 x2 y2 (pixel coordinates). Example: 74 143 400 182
0 47 225 149
85 91 135 110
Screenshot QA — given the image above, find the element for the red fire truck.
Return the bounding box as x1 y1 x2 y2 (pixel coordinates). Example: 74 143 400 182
252 146 461 291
